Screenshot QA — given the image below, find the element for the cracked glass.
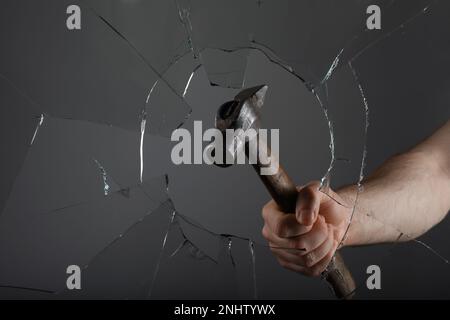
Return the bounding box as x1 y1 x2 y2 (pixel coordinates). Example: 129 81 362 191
0 0 449 299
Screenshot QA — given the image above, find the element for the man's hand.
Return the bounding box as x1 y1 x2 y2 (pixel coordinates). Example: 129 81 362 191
261 181 351 277
261 120 450 277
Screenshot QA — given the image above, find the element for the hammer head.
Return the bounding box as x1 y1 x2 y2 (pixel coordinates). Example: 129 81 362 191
211 85 268 167
216 84 268 133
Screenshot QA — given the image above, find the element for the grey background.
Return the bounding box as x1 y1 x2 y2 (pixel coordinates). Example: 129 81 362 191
0 0 449 299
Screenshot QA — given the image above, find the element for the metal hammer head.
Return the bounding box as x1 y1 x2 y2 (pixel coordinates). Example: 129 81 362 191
210 85 268 167
216 84 268 133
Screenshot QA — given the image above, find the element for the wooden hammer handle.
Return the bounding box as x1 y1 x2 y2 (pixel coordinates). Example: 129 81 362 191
249 145 356 299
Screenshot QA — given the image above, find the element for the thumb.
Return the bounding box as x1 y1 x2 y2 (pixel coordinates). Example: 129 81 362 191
296 183 321 226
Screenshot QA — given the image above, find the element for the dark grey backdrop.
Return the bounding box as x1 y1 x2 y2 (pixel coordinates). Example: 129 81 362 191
0 0 449 299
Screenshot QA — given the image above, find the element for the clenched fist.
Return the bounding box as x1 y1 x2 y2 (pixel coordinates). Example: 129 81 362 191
261 181 351 277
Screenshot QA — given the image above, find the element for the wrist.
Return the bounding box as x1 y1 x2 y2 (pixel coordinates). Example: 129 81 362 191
336 185 362 247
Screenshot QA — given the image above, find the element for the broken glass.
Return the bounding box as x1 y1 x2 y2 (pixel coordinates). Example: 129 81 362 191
0 0 449 300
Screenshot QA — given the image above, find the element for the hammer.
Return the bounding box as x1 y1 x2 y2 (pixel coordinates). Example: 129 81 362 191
209 85 355 299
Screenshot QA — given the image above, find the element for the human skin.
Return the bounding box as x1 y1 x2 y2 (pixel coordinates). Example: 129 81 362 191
261 120 450 277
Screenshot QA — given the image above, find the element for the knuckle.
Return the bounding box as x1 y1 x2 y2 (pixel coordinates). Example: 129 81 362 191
318 217 329 233
273 220 286 237
305 184 316 194
305 252 316 267
294 239 306 250
309 181 322 189
304 183 319 198
269 243 279 253
332 240 339 252
261 225 270 239
261 204 270 219
298 187 312 200
277 258 287 268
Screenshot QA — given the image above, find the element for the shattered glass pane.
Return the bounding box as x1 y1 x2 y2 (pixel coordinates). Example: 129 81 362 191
150 215 243 299
0 173 170 296
0 0 191 135
0 0 449 300
60 201 175 299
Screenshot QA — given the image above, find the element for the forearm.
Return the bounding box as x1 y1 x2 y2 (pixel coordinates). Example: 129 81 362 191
339 121 450 246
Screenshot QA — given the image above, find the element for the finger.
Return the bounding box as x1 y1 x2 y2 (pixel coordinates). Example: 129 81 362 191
302 230 334 267
262 216 328 252
275 257 309 275
262 200 312 238
296 182 322 226
308 240 339 277
274 239 339 278
295 215 329 251
262 225 304 253
269 242 308 266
